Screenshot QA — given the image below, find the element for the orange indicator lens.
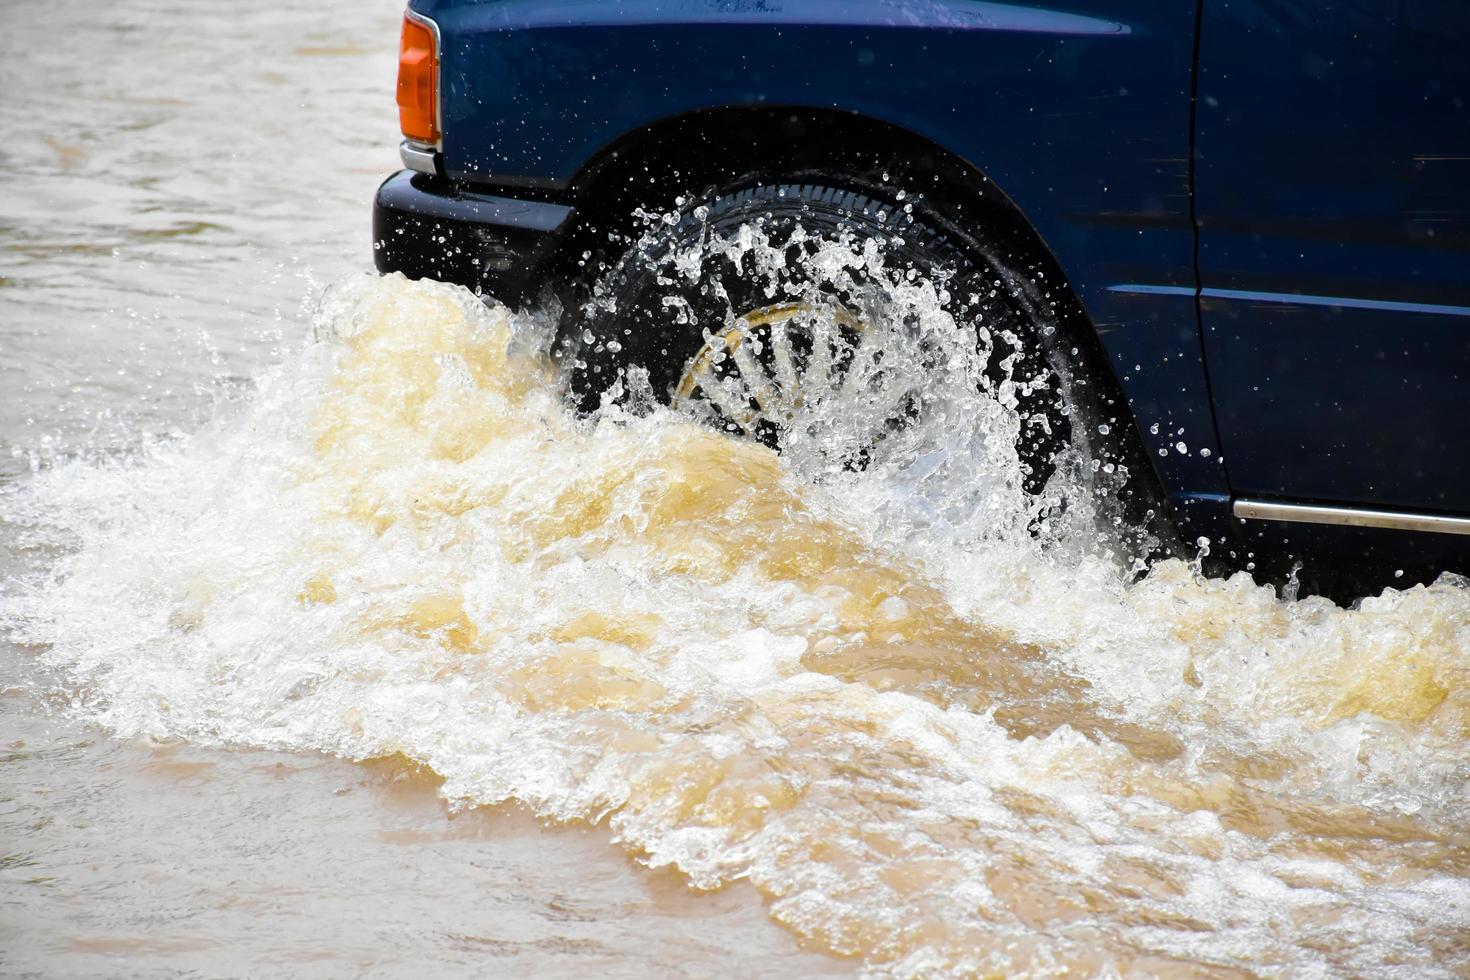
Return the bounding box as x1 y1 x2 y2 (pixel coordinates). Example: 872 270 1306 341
397 14 439 144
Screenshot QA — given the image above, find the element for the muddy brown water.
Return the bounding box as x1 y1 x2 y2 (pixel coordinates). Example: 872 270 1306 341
0 1 844 975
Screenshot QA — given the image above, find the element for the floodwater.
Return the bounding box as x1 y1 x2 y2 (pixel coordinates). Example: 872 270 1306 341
2 2 1468 979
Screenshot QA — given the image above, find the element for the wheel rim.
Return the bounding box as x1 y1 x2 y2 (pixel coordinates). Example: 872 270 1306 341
672 301 924 464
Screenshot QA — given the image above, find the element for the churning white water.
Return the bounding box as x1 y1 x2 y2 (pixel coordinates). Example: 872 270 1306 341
5 269 1468 977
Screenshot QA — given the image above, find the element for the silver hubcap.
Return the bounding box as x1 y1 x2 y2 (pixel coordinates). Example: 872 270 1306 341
672 302 924 464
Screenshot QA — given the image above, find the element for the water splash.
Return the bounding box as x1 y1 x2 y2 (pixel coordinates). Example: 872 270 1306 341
3 273 1468 977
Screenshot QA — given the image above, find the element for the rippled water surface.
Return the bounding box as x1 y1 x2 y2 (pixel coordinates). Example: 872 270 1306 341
3 2 1469 978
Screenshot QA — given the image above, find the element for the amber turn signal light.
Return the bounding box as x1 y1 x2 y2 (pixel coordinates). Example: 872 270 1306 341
397 13 439 144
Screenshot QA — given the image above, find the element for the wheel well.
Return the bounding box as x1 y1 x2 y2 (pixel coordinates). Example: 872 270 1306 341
550 106 1106 387
551 108 1039 290
543 106 1171 542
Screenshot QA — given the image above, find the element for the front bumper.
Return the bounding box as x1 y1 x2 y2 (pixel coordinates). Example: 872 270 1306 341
372 170 574 305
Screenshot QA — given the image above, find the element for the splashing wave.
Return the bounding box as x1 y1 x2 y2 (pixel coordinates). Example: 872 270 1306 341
4 273 1468 977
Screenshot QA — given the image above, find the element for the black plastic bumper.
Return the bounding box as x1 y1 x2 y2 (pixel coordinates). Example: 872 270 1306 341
372 170 575 305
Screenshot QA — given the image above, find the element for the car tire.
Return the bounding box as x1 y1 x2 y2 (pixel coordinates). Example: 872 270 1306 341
563 179 1165 555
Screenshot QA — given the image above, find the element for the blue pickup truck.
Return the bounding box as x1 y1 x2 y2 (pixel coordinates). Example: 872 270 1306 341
373 0 1469 596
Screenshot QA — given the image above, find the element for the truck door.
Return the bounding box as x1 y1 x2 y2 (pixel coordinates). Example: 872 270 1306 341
1194 0 1470 516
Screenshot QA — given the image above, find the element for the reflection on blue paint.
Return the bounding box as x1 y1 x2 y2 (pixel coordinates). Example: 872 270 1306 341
1107 284 1197 299
470 0 1131 35
1109 284 1470 318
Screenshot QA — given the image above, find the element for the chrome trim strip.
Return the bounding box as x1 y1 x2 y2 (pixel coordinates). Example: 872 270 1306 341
1233 498 1470 536
1107 283 1470 318
400 141 438 175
